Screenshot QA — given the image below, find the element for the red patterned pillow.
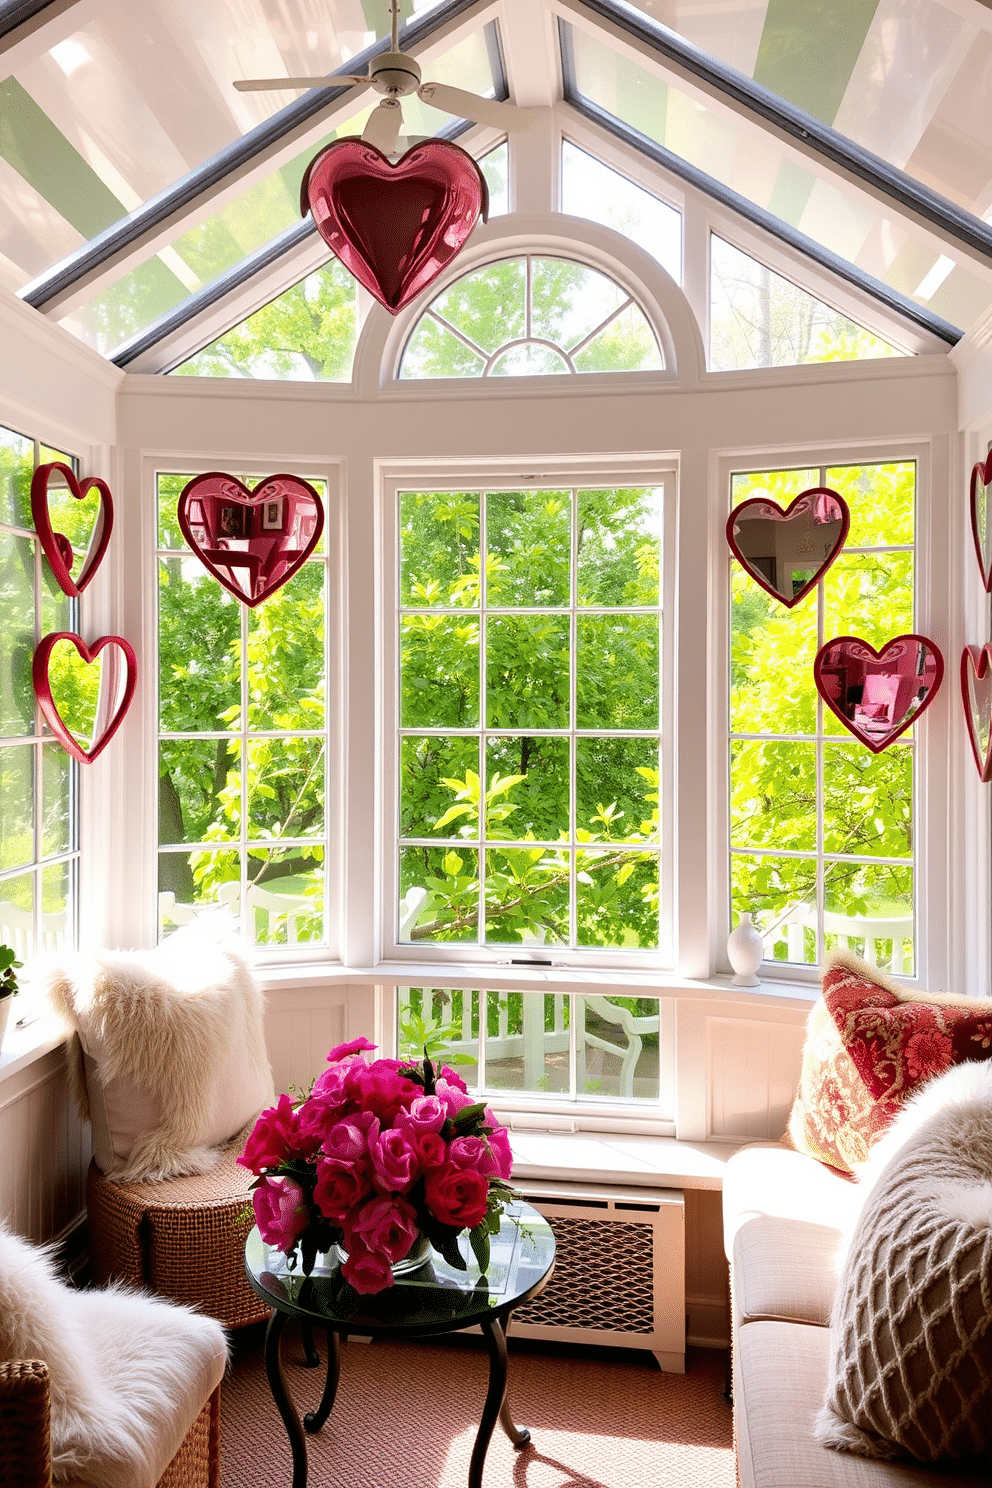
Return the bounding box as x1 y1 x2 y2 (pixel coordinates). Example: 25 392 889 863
786 952 992 1176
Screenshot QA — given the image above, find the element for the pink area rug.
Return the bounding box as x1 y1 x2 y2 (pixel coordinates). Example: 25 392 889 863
221 1327 735 1487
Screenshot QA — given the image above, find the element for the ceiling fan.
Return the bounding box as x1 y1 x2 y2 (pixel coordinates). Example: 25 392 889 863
234 0 534 157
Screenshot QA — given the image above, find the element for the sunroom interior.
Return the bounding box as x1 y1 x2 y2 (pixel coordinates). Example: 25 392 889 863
2 0 992 1455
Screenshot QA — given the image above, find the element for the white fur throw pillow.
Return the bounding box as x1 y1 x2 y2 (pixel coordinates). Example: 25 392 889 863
44 923 274 1183
0 1224 228 1487
816 1060 992 1462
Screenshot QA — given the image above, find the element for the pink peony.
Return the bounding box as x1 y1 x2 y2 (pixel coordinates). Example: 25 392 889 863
370 1126 420 1194
239 1092 317 1175
313 1160 371 1221
424 1163 489 1230
484 1118 513 1180
349 1063 420 1125
344 1195 420 1263
396 1094 448 1134
327 1037 377 1062
253 1175 309 1251
341 1245 394 1294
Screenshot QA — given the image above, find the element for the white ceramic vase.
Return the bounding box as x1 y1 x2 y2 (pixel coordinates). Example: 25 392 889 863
727 913 764 987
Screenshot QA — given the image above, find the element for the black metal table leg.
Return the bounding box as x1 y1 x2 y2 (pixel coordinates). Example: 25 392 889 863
493 1316 531 1449
470 1315 531 1488
300 1321 320 1368
263 1308 309 1488
304 1329 341 1433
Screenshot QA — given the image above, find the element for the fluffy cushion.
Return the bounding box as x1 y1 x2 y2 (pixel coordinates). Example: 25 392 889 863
815 1061 992 1463
44 922 274 1183
0 1224 228 1487
786 949 992 1175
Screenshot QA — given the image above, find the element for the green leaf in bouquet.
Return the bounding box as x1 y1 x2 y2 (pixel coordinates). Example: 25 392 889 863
451 1101 487 1133
469 1223 491 1274
424 1219 467 1272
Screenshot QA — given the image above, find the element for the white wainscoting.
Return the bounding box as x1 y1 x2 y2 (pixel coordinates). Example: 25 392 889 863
0 1043 90 1244
706 1015 807 1141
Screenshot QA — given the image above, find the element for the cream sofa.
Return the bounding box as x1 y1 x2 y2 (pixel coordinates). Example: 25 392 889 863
722 1142 989 1488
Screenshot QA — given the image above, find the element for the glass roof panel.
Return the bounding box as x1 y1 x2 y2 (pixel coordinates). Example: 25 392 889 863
0 0 461 292
609 2 992 223
567 19 992 333
54 25 498 355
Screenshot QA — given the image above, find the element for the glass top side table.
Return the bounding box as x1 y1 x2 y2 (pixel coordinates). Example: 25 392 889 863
245 1198 556 1488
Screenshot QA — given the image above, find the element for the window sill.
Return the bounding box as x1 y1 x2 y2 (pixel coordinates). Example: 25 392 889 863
0 1010 68 1089
507 1128 752 1192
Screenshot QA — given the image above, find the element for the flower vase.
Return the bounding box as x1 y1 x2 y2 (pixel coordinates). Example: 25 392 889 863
727 913 763 987
391 1231 433 1277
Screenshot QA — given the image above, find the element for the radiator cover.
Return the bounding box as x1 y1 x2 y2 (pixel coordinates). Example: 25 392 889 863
510 1178 685 1372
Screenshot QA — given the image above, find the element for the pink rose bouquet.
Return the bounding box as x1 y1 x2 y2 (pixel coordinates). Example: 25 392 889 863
239 1039 516 1294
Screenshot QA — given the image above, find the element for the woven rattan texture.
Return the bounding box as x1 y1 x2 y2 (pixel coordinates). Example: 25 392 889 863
0 1360 51 1488
513 1215 655 1333
157 1387 221 1488
87 1127 269 1329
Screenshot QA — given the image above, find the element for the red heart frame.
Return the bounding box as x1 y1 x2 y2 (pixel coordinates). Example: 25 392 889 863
814 634 944 754
969 454 992 593
961 644 992 782
33 632 137 765
301 137 488 314
31 462 114 598
177 473 325 608
726 487 849 608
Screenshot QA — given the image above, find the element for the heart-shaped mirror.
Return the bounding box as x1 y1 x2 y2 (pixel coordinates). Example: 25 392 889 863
301 137 488 314
814 635 944 753
32 632 137 764
726 487 849 608
31 462 114 598
177 473 324 608
961 644 992 781
970 455 992 593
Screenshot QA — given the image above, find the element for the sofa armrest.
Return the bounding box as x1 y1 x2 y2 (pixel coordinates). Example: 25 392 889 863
0 1359 52 1487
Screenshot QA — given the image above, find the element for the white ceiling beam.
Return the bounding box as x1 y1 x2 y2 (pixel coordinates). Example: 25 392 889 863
551 0 992 284
0 0 114 76
497 0 560 108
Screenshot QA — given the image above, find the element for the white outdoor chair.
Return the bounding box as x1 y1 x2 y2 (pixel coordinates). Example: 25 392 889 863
781 904 914 973
0 899 69 961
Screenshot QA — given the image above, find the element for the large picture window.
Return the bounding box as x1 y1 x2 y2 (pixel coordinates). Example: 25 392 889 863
155 472 330 949
395 483 665 956
729 460 917 972
0 427 80 967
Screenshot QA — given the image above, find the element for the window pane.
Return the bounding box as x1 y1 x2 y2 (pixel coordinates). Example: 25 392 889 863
0 529 36 737
483 992 569 1095
577 487 662 607
486 736 569 842
399 845 479 944
823 742 913 859
573 303 663 372
730 568 818 737
576 849 659 949
576 615 658 729
246 563 325 731
244 849 323 948
400 616 480 729
490 344 570 377
486 846 570 945
157 474 187 551
532 259 627 348
397 987 481 1073
246 740 324 842
0 745 33 871
826 461 915 549
160 737 237 848
429 260 526 354
576 737 659 843
731 853 819 965
400 320 486 379
486 489 570 607
0 427 33 527
401 735 480 840
480 143 509 217
399 490 480 608
579 994 660 1100
731 740 816 853
158 848 238 933
487 616 569 730
41 743 71 858
822 552 914 654
0 872 34 958
159 557 241 731
40 860 72 954
824 862 914 976
561 141 682 283
39 559 70 638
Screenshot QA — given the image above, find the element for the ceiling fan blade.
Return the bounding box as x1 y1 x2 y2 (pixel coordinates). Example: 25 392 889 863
234 74 367 92
362 100 404 154
417 81 534 131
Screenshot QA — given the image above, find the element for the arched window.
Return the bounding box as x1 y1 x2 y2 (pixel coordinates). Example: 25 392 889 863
399 255 664 379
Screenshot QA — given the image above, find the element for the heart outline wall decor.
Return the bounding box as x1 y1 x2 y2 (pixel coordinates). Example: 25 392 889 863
961 644 992 782
31 462 114 598
177 473 325 608
726 487 850 609
301 137 489 314
33 633 137 765
813 634 944 754
969 454 992 593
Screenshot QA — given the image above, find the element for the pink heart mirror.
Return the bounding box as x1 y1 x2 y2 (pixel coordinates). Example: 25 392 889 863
32 633 137 765
726 487 849 608
970 455 992 592
814 635 944 753
961 644 992 781
177 473 324 608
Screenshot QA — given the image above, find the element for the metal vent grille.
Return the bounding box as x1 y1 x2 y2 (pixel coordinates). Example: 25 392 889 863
513 1214 654 1333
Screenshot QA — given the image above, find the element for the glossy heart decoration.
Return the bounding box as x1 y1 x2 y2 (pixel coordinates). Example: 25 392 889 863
814 635 944 753
726 487 849 608
177 473 324 608
961 644 992 781
33 632 137 765
31 462 114 598
301 137 489 314
970 454 992 592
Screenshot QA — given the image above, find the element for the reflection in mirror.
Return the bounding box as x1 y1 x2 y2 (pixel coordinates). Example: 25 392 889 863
727 487 849 607
815 635 943 754
962 644 992 782
969 455 992 592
